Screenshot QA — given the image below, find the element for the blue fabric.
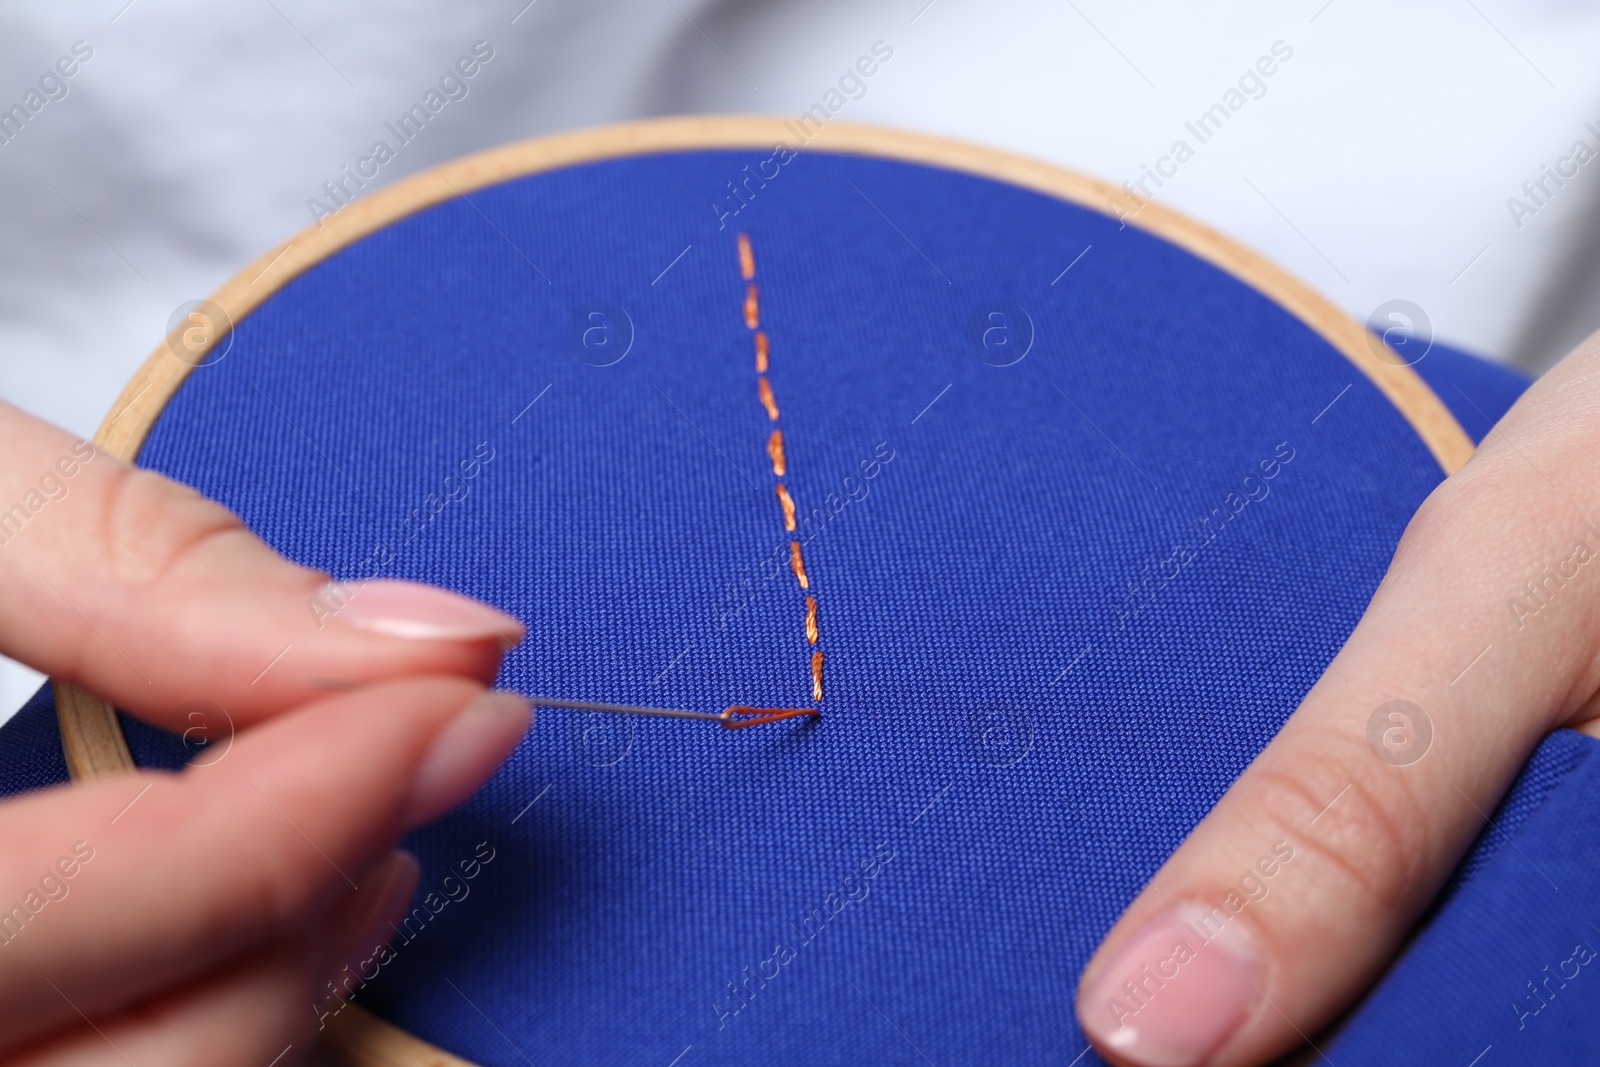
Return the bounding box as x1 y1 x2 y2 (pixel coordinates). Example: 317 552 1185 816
0 684 69 800
6 694 1594 1067
0 146 1578 1064
1330 729 1600 1064
1436 727 1590 903
0 685 209 802
1411 341 1531 444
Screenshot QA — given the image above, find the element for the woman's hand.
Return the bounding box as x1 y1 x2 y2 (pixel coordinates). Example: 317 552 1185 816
0 399 531 1064
1076 332 1600 1066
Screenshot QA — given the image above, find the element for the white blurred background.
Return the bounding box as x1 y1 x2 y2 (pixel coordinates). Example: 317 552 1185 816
5 0 1600 719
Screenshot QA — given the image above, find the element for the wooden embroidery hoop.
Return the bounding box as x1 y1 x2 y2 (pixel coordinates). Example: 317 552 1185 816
51 115 1474 1066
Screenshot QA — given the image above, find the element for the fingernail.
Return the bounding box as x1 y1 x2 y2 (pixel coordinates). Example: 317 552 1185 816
1077 903 1262 1067
322 579 525 649
404 691 532 828
341 850 420 974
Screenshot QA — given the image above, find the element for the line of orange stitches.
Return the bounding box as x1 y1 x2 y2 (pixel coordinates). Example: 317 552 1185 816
739 233 822 704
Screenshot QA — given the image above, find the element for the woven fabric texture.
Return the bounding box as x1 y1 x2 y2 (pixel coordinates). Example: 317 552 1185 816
1328 728 1600 1064
0 147 1584 1065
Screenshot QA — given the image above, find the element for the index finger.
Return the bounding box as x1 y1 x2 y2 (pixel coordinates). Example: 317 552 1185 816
0 399 523 731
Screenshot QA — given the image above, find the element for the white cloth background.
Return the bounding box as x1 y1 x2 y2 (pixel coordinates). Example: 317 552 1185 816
4 0 1600 719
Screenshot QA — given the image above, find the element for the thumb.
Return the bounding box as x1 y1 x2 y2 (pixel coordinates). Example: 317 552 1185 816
1075 333 1600 1067
0 399 523 730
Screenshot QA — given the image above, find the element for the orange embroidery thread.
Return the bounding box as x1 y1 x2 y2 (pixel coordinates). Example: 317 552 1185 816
789 540 810 589
766 429 786 475
758 377 780 421
776 484 798 531
737 233 756 280
738 234 822 714
722 705 818 729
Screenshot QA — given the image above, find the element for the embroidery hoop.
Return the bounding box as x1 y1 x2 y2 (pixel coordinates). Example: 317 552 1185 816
51 115 1474 1067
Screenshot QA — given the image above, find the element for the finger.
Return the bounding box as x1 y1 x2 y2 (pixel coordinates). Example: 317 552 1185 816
7 852 420 1067
1075 332 1600 1066
0 675 530 1050
8 940 322 1067
0 399 523 730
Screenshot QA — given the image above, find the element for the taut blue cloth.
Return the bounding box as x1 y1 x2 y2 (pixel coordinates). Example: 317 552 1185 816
1 146 1584 1065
